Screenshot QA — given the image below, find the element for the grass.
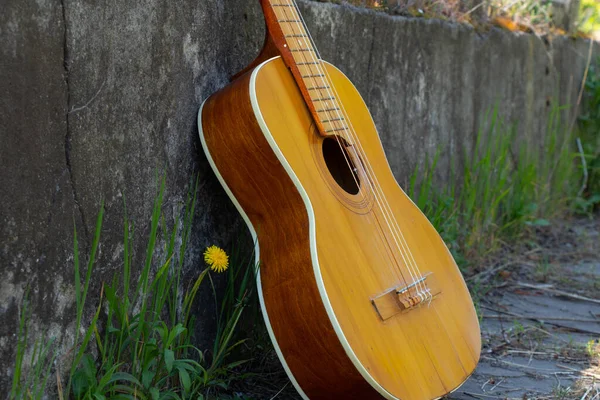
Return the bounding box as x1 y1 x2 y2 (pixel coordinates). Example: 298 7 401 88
488 0 554 29
586 339 600 358
10 291 57 400
408 104 579 273
10 176 258 400
579 0 600 35
533 254 553 282
576 58 600 215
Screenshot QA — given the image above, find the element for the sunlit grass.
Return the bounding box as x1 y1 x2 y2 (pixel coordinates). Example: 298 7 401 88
321 0 600 36
579 0 600 35
408 104 578 272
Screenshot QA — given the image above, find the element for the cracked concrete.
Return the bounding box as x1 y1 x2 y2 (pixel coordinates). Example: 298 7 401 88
0 0 75 391
60 0 89 245
0 0 598 393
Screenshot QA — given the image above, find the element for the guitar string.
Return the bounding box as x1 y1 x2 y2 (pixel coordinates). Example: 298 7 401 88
276 0 423 298
289 0 432 301
281 0 431 300
282 0 429 299
276 2 406 285
276 1 419 291
276 0 428 300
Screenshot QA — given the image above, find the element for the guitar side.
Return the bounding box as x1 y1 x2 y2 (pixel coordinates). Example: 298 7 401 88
199 57 481 399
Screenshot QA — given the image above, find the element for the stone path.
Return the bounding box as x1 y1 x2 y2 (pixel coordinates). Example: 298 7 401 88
450 219 600 400
450 271 600 399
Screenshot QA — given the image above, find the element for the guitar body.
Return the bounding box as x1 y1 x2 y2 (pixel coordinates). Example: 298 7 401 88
199 3 480 397
199 56 480 399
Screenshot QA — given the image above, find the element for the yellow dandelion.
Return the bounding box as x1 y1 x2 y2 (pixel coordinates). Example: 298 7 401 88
204 245 229 273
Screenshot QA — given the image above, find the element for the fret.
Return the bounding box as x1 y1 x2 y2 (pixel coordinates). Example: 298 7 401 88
298 66 324 77
317 107 341 112
277 19 302 23
290 48 314 53
285 34 308 38
312 96 336 102
271 3 294 7
325 126 349 133
307 86 331 91
322 117 345 123
297 61 320 66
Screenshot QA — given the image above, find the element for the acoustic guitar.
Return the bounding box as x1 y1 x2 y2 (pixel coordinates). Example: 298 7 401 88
198 1 481 399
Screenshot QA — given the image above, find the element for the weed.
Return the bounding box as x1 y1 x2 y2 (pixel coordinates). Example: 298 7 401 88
552 384 573 400
579 0 600 35
9 291 57 400
11 176 257 399
586 339 599 358
534 254 553 282
408 104 578 272
576 58 600 214
512 320 526 336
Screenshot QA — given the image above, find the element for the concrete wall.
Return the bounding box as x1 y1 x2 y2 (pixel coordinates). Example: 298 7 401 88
0 0 596 391
301 3 596 187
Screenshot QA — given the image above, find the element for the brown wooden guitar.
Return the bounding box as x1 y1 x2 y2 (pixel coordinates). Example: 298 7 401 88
198 1 481 399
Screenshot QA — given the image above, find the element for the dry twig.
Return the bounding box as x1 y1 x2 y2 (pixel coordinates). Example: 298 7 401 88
515 282 600 305
483 314 599 323
481 305 600 335
557 364 600 380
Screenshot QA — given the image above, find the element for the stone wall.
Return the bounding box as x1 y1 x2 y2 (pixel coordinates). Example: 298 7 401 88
0 0 596 391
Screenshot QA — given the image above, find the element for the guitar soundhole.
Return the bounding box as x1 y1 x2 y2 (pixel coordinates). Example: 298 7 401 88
322 137 360 195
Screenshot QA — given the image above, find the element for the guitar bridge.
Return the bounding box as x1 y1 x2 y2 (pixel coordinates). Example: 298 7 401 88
371 273 441 321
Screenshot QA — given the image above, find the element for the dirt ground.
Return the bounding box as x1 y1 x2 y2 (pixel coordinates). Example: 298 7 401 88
239 216 599 400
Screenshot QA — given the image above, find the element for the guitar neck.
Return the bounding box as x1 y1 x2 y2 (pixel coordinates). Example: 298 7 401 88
261 0 349 137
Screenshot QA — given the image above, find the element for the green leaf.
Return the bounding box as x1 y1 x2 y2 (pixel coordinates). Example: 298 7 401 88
159 392 182 400
81 354 97 381
164 349 175 373
71 368 91 397
142 369 155 389
107 372 143 388
96 364 119 391
166 324 186 347
156 322 169 345
178 366 191 392
150 387 160 400
223 358 251 369
109 384 149 399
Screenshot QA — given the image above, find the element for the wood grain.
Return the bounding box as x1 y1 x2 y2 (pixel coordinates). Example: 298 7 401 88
201 69 382 399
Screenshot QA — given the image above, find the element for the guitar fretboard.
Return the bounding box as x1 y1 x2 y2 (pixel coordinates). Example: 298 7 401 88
268 1 349 136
